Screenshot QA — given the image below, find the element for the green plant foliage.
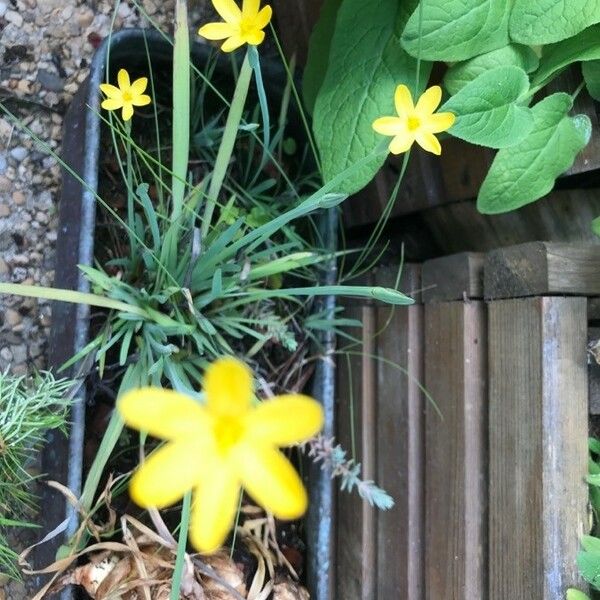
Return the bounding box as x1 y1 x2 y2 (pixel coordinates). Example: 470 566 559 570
567 589 592 600
578 549 600 590
583 60 600 100
442 66 533 148
302 0 343 115
509 0 600 45
401 0 510 62
532 24 600 89
477 93 591 214
443 44 539 95
312 0 429 195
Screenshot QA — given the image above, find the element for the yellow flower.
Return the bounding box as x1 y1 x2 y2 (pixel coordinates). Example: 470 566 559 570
198 0 272 53
372 85 456 156
118 357 323 553
99 69 151 122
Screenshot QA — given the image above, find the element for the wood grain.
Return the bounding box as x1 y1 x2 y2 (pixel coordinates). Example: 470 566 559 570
424 301 487 599
488 297 588 599
422 252 484 303
484 242 600 299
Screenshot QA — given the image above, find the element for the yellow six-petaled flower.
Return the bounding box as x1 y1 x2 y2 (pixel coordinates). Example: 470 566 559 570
99 68 151 122
372 85 456 156
198 0 272 53
118 356 324 554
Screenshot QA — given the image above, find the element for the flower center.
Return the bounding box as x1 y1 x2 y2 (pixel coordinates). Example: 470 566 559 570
407 115 421 131
213 416 244 455
122 90 133 102
239 18 254 37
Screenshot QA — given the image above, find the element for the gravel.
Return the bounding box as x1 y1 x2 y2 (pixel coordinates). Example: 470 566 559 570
0 1 218 596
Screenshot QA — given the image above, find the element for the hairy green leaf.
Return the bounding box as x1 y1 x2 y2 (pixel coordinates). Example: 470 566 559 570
401 0 510 62
567 589 592 600
582 536 600 553
533 24 600 88
477 93 591 214
583 60 600 100
303 0 343 115
443 66 533 148
313 0 430 195
578 550 600 590
444 44 539 95
510 0 600 45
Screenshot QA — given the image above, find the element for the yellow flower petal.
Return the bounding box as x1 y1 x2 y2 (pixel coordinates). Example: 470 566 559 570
130 441 205 508
189 462 240 553
242 0 260 16
99 83 121 99
415 85 442 116
198 22 237 40
394 84 414 116
118 387 211 441
372 116 406 136
122 103 134 121
204 357 253 415
101 98 123 111
132 94 152 107
130 76 148 96
423 111 456 133
389 134 415 155
254 4 272 29
246 394 323 446
235 444 307 519
244 29 265 45
213 0 242 23
117 69 131 91
220 34 246 52
415 131 442 155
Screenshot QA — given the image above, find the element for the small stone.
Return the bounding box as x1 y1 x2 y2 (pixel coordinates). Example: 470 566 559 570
0 204 9 218
12 191 26 205
37 69 64 92
5 9 23 27
0 2 7 17
17 79 33 94
36 211 49 225
0 155 7 175
77 7 94 28
4 309 22 327
0 177 10 193
0 258 9 275
11 267 28 282
10 147 28 162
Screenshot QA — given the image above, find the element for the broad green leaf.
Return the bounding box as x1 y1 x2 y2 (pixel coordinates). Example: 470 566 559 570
510 0 600 45
577 550 600 589
588 474 600 487
303 0 343 115
532 25 600 88
401 0 510 62
582 536 600 553
313 0 430 195
477 93 592 214
444 44 539 95
590 437 600 455
592 215 600 238
583 60 600 101
442 66 533 148
567 589 592 600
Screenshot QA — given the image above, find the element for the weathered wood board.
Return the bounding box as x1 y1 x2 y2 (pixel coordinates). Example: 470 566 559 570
423 300 487 599
488 297 588 599
422 252 484 303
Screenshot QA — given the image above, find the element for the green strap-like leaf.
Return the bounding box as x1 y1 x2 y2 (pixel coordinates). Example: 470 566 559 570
532 24 600 89
583 60 600 101
477 93 591 214
444 44 539 95
442 66 533 148
302 0 343 115
510 0 600 45
401 0 510 62
313 0 429 195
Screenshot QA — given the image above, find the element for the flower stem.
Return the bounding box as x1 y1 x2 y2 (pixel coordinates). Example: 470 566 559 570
200 52 253 242
170 490 193 600
125 120 135 262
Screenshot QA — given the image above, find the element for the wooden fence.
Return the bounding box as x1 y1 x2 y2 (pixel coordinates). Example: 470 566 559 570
335 244 597 599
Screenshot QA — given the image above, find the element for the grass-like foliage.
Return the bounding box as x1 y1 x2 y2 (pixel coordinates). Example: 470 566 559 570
0 371 75 580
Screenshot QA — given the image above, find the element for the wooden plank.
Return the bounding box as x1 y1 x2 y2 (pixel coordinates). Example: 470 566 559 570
375 265 425 599
424 301 487 599
336 302 377 600
488 297 588 599
589 327 600 416
485 242 600 299
422 252 484 303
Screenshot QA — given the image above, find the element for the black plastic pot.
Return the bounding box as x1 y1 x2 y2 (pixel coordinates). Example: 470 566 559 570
43 28 336 600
